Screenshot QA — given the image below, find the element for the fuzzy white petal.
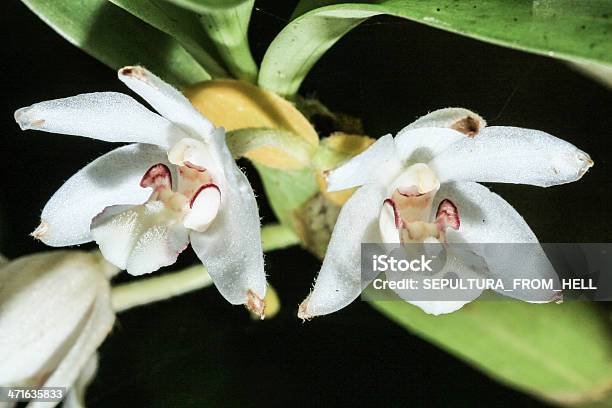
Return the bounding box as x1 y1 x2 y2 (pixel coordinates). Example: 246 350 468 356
405 107 486 136
91 203 190 276
190 130 266 307
326 134 401 192
429 127 593 187
394 127 466 163
437 182 559 301
38 144 170 247
299 183 387 318
0 252 110 388
387 250 484 315
14 92 185 148
118 66 215 141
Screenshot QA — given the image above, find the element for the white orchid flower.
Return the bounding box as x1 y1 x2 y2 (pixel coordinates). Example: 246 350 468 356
299 108 593 318
14 67 267 315
0 251 115 408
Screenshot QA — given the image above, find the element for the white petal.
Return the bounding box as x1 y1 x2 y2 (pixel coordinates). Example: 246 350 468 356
387 249 484 315
298 183 387 319
14 92 185 148
62 354 98 408
118 66 215 141
437 182 559 302
408 301 473 315
38 144 170 247
91 202 190 276
326 134 401 192
0 251 108 387
405 107 486 137
437 182 538 244
393 127 465 163
190 129 266 312
31 281 114 408
183 184 221 232
429 127 593 187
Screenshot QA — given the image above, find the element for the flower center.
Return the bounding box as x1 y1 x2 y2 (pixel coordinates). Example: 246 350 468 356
138 138 222 233
379 163 459 244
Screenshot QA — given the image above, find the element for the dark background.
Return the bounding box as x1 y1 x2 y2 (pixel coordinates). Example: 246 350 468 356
3 0 611 406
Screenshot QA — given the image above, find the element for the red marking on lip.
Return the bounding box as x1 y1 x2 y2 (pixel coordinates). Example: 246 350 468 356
383 198 402 228
397 186 424 198
140 163 172 190
190 183 220 208
184 161 206 172
436 199 460 230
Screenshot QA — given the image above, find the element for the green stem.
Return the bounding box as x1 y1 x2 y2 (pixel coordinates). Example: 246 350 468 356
110 223 299 312
199 1 258 83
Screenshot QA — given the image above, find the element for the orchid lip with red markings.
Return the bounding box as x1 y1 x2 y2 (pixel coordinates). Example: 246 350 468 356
141 163 172 190
190 183 220 208
436 199 460 230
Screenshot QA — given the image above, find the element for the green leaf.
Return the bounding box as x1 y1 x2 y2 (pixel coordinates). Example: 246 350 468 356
570 61 612 89
108 0 228 78
370 292 612 406
20 0 211 87
259 0 612 97
164 0 259 82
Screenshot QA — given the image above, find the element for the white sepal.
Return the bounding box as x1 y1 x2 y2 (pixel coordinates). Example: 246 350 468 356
393 127 465 163
437 182 559 302
14 92 185 149
37 144 170 247
118 66 215 142
190 129 267 315
429 127 593 187
325 134 401 192
299 183 387 319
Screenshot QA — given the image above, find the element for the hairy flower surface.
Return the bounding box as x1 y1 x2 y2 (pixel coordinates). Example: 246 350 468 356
0 251 114 407
15 67 266 315
299 108 593 318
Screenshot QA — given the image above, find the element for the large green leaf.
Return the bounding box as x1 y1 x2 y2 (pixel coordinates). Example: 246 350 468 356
108 0 228 78
259 0 612 96
370 292 612 406
20 0 210 87
164 0 259 82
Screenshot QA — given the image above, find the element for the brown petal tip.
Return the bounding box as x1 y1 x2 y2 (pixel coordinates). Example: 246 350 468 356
552 291 564 304
31 221 48 240
451 116 481 138
246 290 266 320
119 66 148 81
297 297 312 321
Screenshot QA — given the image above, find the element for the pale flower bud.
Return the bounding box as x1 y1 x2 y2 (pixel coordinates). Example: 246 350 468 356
0 251 115 407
